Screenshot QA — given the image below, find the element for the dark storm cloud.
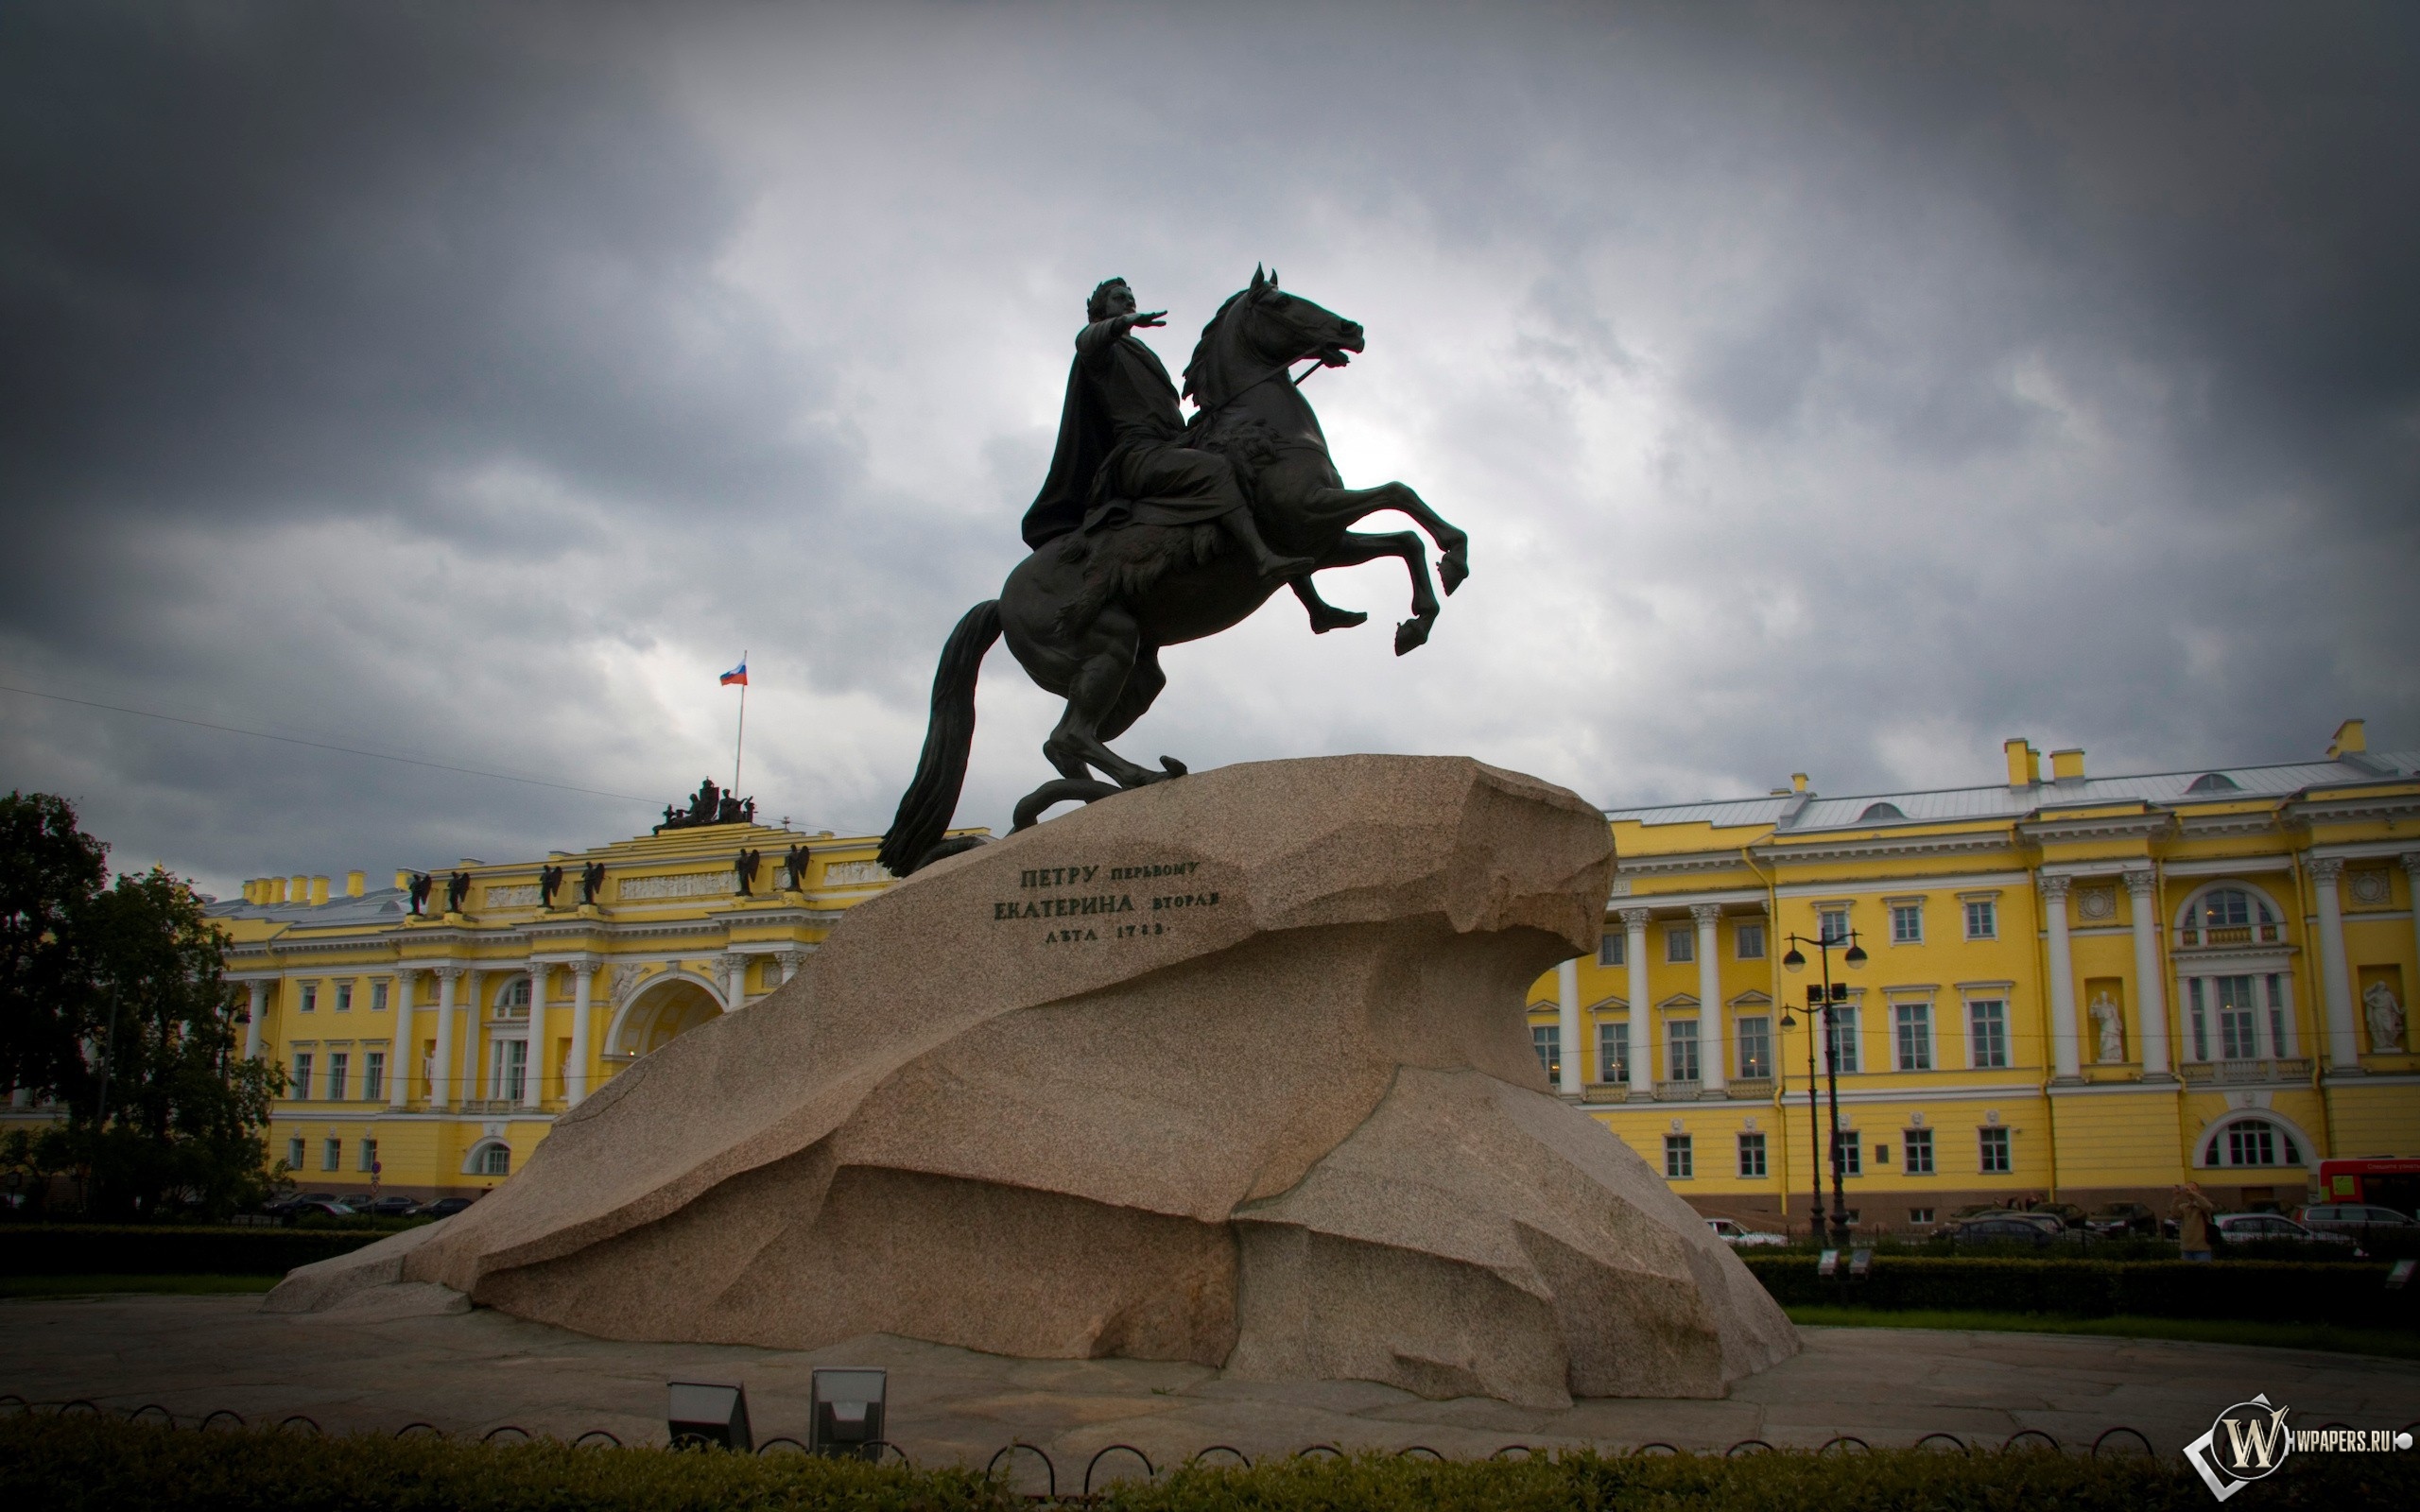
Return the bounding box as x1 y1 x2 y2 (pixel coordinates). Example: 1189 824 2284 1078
1 1 2414 895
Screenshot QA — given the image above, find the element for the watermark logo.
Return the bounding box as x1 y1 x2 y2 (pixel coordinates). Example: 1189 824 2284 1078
2185 1393 2415 1502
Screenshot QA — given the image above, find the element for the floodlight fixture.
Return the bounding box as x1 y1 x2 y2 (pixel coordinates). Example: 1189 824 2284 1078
809 1367 887 1460
666 1381 752 1452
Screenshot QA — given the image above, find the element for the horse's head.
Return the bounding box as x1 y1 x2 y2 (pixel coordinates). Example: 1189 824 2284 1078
1184 266 1365 408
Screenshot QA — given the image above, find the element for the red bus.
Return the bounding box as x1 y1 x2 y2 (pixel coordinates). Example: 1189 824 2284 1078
2316 1157 2420 1216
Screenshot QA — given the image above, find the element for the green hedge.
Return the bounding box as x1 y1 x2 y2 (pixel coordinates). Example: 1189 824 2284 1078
8 1417 2414 1512
1743 1253 2420 1327
0 1226 388 1278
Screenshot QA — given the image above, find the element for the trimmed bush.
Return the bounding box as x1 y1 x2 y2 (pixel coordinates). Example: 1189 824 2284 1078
3 1416 2412 1512
0 1225 388 1278
1743 1253 2420 1327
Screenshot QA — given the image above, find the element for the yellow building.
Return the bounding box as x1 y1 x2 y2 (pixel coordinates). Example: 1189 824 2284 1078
208 817 973 1200
1527 720 2420 1234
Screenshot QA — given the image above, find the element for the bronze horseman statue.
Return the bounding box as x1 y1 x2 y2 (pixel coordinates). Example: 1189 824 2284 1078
878 269 1466 875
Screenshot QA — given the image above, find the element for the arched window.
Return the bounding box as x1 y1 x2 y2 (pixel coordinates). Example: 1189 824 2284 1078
463 1139 511 1177
2200 1117 2301 1168
1858 801 1906 821
2185 772 2240 794
2178 885 2282 946
498 977 531 1017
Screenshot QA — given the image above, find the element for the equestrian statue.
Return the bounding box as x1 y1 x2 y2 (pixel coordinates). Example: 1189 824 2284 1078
877 268 1467 876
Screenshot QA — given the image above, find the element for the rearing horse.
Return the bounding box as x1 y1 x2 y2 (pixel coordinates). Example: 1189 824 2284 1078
877 269 1468 875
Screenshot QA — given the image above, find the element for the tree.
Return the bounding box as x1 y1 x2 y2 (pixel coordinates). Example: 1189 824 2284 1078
1 793 283 1218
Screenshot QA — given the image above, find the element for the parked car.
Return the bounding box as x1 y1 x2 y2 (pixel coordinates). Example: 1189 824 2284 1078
1950 1215 2059 1247
2294 1203 2414 1242
2029 1202 2090 1231
2086 1202 2160 1237
284 1198 359 1220
2214 1212 2360 1252
264 1191 341 1218
418 1196 477 1219
1705 1217 1789 1248
361 1195 423 1218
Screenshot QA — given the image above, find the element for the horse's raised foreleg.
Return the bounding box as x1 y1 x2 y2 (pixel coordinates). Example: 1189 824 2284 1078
1042 606 1184 789
1317 529 1442 656
1299 482 1470 596
1290 577 1368 634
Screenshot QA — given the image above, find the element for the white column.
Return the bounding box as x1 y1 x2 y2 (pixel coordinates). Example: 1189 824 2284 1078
1621 907 1653 1096
2042 875 2082 1082
465 970 488 1102
2124 870 2170 1079
389 970 416 1108
242 980 268 1060
720 953 749 1012
777 949 806 985
2405 854 2420 1016
2310 857 2360 1073
522 962 548 1110
1691 904 1726 1094
566 956 597 1108
431 966 461 1108
1555 958 1582 1094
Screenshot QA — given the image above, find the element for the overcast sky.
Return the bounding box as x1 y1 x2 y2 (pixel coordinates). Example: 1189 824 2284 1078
3 2 2414 896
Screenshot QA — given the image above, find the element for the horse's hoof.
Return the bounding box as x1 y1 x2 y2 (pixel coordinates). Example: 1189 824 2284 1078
1159 756 1189 778
1394 617 1434 656
1440 550 1468 596
1309 608 1368 634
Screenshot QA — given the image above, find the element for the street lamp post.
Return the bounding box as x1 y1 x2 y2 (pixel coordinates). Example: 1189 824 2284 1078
1780 927 1865 1249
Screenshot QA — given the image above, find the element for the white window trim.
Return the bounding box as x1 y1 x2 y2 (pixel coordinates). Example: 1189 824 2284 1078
1890 995 1936 1072
1961 991 2012 1071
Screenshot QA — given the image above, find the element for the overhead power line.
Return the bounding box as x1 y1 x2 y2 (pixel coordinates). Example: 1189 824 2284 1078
0 681 656 806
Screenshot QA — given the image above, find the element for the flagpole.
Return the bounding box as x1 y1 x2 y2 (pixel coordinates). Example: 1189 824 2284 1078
733 650 748 799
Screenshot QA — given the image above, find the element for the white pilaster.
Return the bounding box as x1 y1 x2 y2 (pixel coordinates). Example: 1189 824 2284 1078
2124 870 2170 1079
2310 857 2360 1072
431 966 461 1108
389 970 416 1108
1691 903 1726 1094
2042 876 2082 1082
1555 958 1582 1094
720 953 748 1012
522 962 548 1110
1621 907 1652 1095
776 949 806 985
242 980 268 1060
566 956 597 1108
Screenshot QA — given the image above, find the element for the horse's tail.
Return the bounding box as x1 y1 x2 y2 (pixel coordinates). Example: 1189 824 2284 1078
877 599 1002 877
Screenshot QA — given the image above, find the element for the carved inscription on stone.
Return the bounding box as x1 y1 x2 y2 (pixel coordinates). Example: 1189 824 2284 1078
994 859 1220 944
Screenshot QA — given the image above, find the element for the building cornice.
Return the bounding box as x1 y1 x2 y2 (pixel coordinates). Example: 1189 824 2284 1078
1753 830 2017 866
2018 812 2176 846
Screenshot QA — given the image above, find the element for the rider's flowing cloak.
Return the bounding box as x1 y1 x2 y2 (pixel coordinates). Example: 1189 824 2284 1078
1021 330 1250 551
1021 352 1109 549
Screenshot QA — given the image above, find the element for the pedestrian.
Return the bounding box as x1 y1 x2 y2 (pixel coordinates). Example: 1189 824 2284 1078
2173 1181 2217 1262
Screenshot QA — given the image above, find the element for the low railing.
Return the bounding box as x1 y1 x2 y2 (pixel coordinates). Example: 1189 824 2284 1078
2177 1057 2310 1085
2176 922 2284 948
1582 1083 1631 1103
1654 1079 1700 1101
1727 1078 1774 1099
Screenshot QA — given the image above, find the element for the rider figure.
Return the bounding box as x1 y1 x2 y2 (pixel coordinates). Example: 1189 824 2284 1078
1022 278 1315 582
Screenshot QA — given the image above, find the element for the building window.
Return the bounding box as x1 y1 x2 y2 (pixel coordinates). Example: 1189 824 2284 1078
371 980 389 1012
327 1053 349 1102
1598 1021 1628 1083
321 1138 340 1172
1910 1207 1935 1225
500 977 531 1018
1968 1000 2009 1069
1832 1132 1862 1177
299 983 317 1014
286 1137 304 1171
1531 1023 1561 1082
1891 902 1922 944
2265 974 2291 1057
1904 1127 1935 1174
358 1138 378 1173
492 1039 528 1102
1667 927 1694 964
1824 1006 1860 1074
2204 1119 2300 1168
1893 1003 1932 1071
291 1053 313 1100
1736 922 1765 960
1599 932 1624 967
1819 907 1849 945
1964 899 1996 940
1665 1134 1694 1179
1979 1126 2012 1174
1737 1132 1767 1177
363 1051 385 1103
2215 975 2260 1059
478 1143 510 1177
1668 1020 1700 1082
2181 886 2281 947
1737 1015 1771 1078
335 983 353 1013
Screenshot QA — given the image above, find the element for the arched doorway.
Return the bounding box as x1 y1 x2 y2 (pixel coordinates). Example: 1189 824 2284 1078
610 974 722 1058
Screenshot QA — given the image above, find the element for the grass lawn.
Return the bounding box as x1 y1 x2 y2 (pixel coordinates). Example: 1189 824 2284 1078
0 1274 281 1299
1789 1304 2420 1360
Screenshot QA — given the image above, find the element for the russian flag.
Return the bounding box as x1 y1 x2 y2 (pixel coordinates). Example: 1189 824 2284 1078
719 660 748 687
